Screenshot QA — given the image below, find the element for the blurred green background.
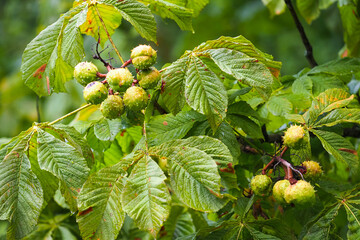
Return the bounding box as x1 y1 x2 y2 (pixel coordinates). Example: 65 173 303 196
0 0 343 138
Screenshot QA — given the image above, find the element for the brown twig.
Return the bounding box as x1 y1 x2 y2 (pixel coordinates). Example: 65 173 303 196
284 0 318 68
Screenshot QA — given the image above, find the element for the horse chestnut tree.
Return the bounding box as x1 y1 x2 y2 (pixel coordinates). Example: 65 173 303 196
1 0 360 239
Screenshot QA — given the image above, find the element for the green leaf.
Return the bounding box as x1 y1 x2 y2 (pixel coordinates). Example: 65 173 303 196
36 128 90 211
185 0 209 16
290 130 311 165
104 0 157 43
292 76 313 96
93 118 123 141
139 0 194 31
185 55 228 130
79 3 122 45
307 58 360 76
245 224 281 240
122 155 171 237
234 196 254 220
304 88 354 125
193 36 282 78
205 48 274 99
160 205 195 240
150 136 229 211
179 136 237 189
262 0 286 17
77 164 127 240
296 0 320 24
21 6 85 96
226 115 263 139
311 129 359 174
212 122 241 160
161 57 188 114
314 108 360 127
302 203 341 239
285 113 306 124
0 132 44 239
339 1 360 57
147 110 205 146
266 96 293 116
342 202 360 240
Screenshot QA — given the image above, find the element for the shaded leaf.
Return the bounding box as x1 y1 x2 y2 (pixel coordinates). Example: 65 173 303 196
343 202 360 240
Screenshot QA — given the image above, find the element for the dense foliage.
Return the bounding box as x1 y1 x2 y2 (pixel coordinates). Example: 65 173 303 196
1 0 360 239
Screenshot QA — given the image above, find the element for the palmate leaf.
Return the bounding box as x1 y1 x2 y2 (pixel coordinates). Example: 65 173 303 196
150 136 231 211
104 0 157 43
0 132 44 239
77 164 127 240
122 155 171 237
138 0 194 31
79 3 122 46
303 88 354 126
36 128 90 211
311 129 359 174
147 110 205 146
21 6 86 96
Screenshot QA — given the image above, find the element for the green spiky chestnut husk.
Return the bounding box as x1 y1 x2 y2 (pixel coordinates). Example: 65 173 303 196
106 68 134 92
137 67 161 89
250 175 272 197
74 62 98 86
100 95 125 119
272 180 290 204
302 161 323 180
130 45 157 69
123 86 148 111
283 125 306 149
284 180 316 206
83 81 108 104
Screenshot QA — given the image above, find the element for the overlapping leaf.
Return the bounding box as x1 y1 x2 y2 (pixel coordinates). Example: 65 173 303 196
150 136 231 211
21 6 86 96
122 155 171 237
314 108 360 127
138 0 194 31
0 132 43 239
77 164 127 240
311 130 358 174
36 127 90 211
147 110 205 146
104 0 157 43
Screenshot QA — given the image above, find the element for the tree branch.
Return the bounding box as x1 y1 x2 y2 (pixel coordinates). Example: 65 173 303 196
284 0 318 68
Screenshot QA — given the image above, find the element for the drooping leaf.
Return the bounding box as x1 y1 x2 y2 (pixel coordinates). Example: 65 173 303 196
161 57 189 114
122 155 171 237
226 115 263 139
0 132 44 239
262 0 286 17
147 110 205 146
79 3 122 46
304 88 354 126
77 164 127 240
245 224 281 240
212 121 241 160
311 129 359 174
104 0 157 43
296 0 320 24
21 6 86 96
339 1 360 57
36 128 90 211
184 0 209 16
185 55 228 131
138 0 194 31
302 203 341 239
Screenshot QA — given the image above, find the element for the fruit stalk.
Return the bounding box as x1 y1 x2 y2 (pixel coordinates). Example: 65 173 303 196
48 104 92 125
